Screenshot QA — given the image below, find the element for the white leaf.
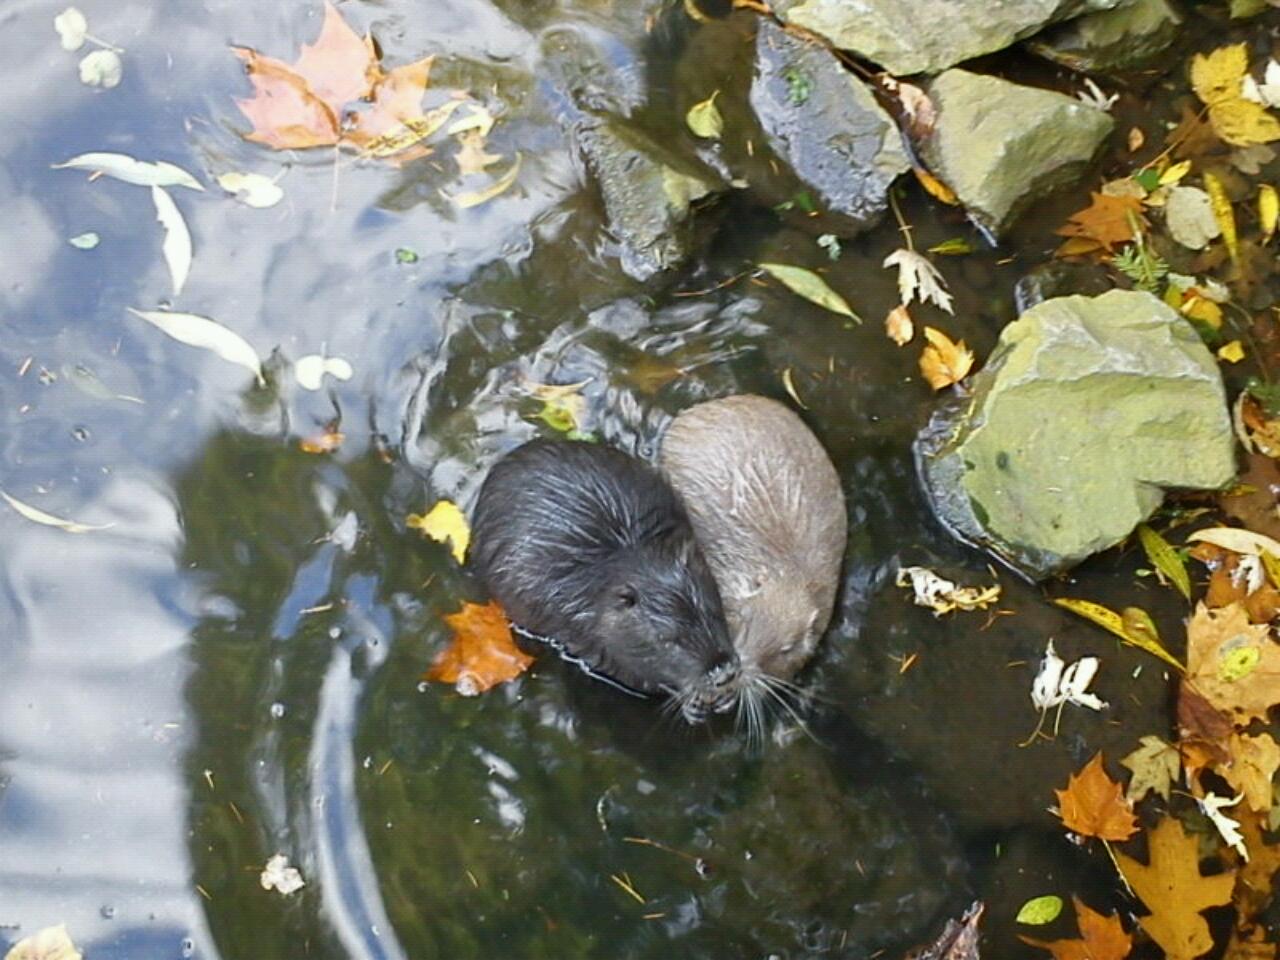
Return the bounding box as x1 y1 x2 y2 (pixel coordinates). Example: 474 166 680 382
54 152 204 191
260 853 306 895
151 186 191 297
1076 77 1118 111
1234 553 1267 595
1031 639 1066 710
1188 526 1280 558
294 355 354 391
894 565 1000 615
79 49 122 88
217 172 284 209
1241 60 1280 108
68 231 99 249
54 7 88 50
128 308 263 383
883 249 954 314
1164 186 1221 250
1059 657 1106 711
1198 793 1248 862
1 490 114 533
1029 638 1107 711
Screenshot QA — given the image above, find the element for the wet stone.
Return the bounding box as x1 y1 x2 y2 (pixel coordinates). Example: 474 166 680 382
573 116 724 281
1027 0 1182 73
748 19 908 234
919 69 1114 237
769 0 1132 76
915 290 1236 580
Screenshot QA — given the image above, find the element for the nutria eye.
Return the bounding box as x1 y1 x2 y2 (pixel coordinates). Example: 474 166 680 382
617 588 638 609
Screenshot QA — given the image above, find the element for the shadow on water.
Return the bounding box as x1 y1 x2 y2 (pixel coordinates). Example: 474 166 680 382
0 0 1270 957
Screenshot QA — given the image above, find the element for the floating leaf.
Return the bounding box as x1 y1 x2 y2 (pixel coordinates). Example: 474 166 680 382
686 91 723 139
294 355 353 390
1115 817 1235 960
885 304 914 346
895 565 1000 615
1 490 114 534
216 171 283 208
1185 601 1280 724
1015 895 1064 926
53 152 203 190
883 248 954 314
127 308 263 383
1121 735 1180 802
79 49 122 88
426 600 534 695
1055 752 1139 841
406 499 470 564
67 232 99 249
1137 524 1191 599
1164 186 1221 250
449 152 521 209
1052 597 1184 671
54 7 87 50
1021 898 1131 960
758 262 861 322
454 128 501 175
151 186 191 297
1055 192 1145 255
3 924 83 960
919 326 973 390
1159 159 1193 186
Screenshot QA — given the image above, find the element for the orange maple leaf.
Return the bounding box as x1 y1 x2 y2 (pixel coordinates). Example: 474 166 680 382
1055 752 1138 841
1054 192 1146 256
426 600 534 696
1021 897 1132 960
919 325 974 391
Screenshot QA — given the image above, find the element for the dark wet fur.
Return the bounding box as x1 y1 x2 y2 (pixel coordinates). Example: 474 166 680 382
470 440 738 710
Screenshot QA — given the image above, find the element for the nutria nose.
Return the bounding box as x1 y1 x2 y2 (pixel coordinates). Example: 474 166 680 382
706 659 740 691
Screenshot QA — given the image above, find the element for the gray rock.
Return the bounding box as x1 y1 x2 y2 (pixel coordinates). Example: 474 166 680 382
919 70 1114 237
573 117 723 281
1027 0 1181 73
771 0 1131 76
915 290 1236 580
749 19 908 233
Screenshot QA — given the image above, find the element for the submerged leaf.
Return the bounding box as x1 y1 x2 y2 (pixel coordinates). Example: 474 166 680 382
1137 524 1191 599
449 152 521 209
758 263 861 322
127 308 263 383
259 853 306 895
686 91 723 139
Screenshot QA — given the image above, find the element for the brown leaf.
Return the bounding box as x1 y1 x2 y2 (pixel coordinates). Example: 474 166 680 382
1221 453 1280 542
425 600 534 695
1233 806 1280 921
344 56 436 151
1225 923 1278 960
1055 752 1139 841
1186 601 1280 724
1115 816 1236 960
1170 103 1225 160
1221 731 1280 813
1055 192 1146 254
1121 735 1181 803
1021 897 1132 960
1200 546 1280 624
902 901 983 960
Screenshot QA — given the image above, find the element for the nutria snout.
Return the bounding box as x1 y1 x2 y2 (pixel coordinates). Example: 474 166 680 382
660 395 847 728
469 439 739 722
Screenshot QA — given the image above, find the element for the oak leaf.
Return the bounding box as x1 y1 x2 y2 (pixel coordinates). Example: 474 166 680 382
1055 752 1138 841
1121 735 1181 803
1233 806 1280 921
1185 601 1280 724
426 600 533 696
1020 897 1132 960
1055 192 1146 255
1115 816 1236 960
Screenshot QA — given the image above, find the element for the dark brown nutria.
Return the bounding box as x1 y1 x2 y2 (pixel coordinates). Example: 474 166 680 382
469 439 740 722
660 395 847 737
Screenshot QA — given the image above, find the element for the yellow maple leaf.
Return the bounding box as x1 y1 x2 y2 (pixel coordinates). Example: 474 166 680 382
1190 44 1280 146
407 499 470 563
919 326 973 390
1191 44 1250 106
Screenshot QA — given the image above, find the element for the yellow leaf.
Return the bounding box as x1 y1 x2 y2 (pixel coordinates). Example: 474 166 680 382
3 925 82 960
406 499 470 563
1158 159 1193 186
1053 597 1185 671
1138 524 1191 600
1181 294 1223 329
913 166 959 205
919 326 973 390
685 91 723 139
1209 96 1280 146
1219 339 1246 363
1203 172 1240 267
1260 184 1278 243
1191 44 1249 106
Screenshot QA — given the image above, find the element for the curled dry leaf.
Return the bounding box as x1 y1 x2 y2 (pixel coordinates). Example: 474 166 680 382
260 853 306 895
885 304 914 345
901 901 984 960
1030 639 1107 712
919 326 973 391
406 499 470 564
426 600 534 696
895 565 1000 615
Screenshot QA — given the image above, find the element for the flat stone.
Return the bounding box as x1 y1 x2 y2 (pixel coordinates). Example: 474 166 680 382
1027 0 1182 73
919 70 1114 237
916 290 1236 580
769 0 1131 75
749 19 908 233
573 117 723 281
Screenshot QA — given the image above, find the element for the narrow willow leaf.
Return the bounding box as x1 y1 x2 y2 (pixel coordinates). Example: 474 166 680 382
1053 597 1185 671
1138 524 1191 600
127 308 263 383
686 91 723 139
758 263 862 322
1260 184 1278 243
449 153 521 209
1 490 114 533
1203 172 1239 267
1188 526 1280 557
53 152 203 190
151 186 191 296
1015 895 1063 926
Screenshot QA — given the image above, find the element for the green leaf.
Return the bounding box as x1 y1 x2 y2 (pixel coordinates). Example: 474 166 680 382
1133 168 1162 192
927 237 974 256
758 263 862 323
1015 895 1064 926
1138 524 1191 600
685 91 723 139
395 247 419 264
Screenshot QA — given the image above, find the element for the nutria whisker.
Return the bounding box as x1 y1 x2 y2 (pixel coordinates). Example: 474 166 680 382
751 673 819 745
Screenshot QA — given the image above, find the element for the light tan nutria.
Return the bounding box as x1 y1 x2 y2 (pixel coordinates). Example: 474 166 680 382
660 395 846 734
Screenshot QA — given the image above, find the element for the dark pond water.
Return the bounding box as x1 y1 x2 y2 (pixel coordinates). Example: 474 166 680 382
0 1 1270 958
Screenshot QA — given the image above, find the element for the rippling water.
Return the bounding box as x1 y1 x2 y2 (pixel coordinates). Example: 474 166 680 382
0 0 1244 957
